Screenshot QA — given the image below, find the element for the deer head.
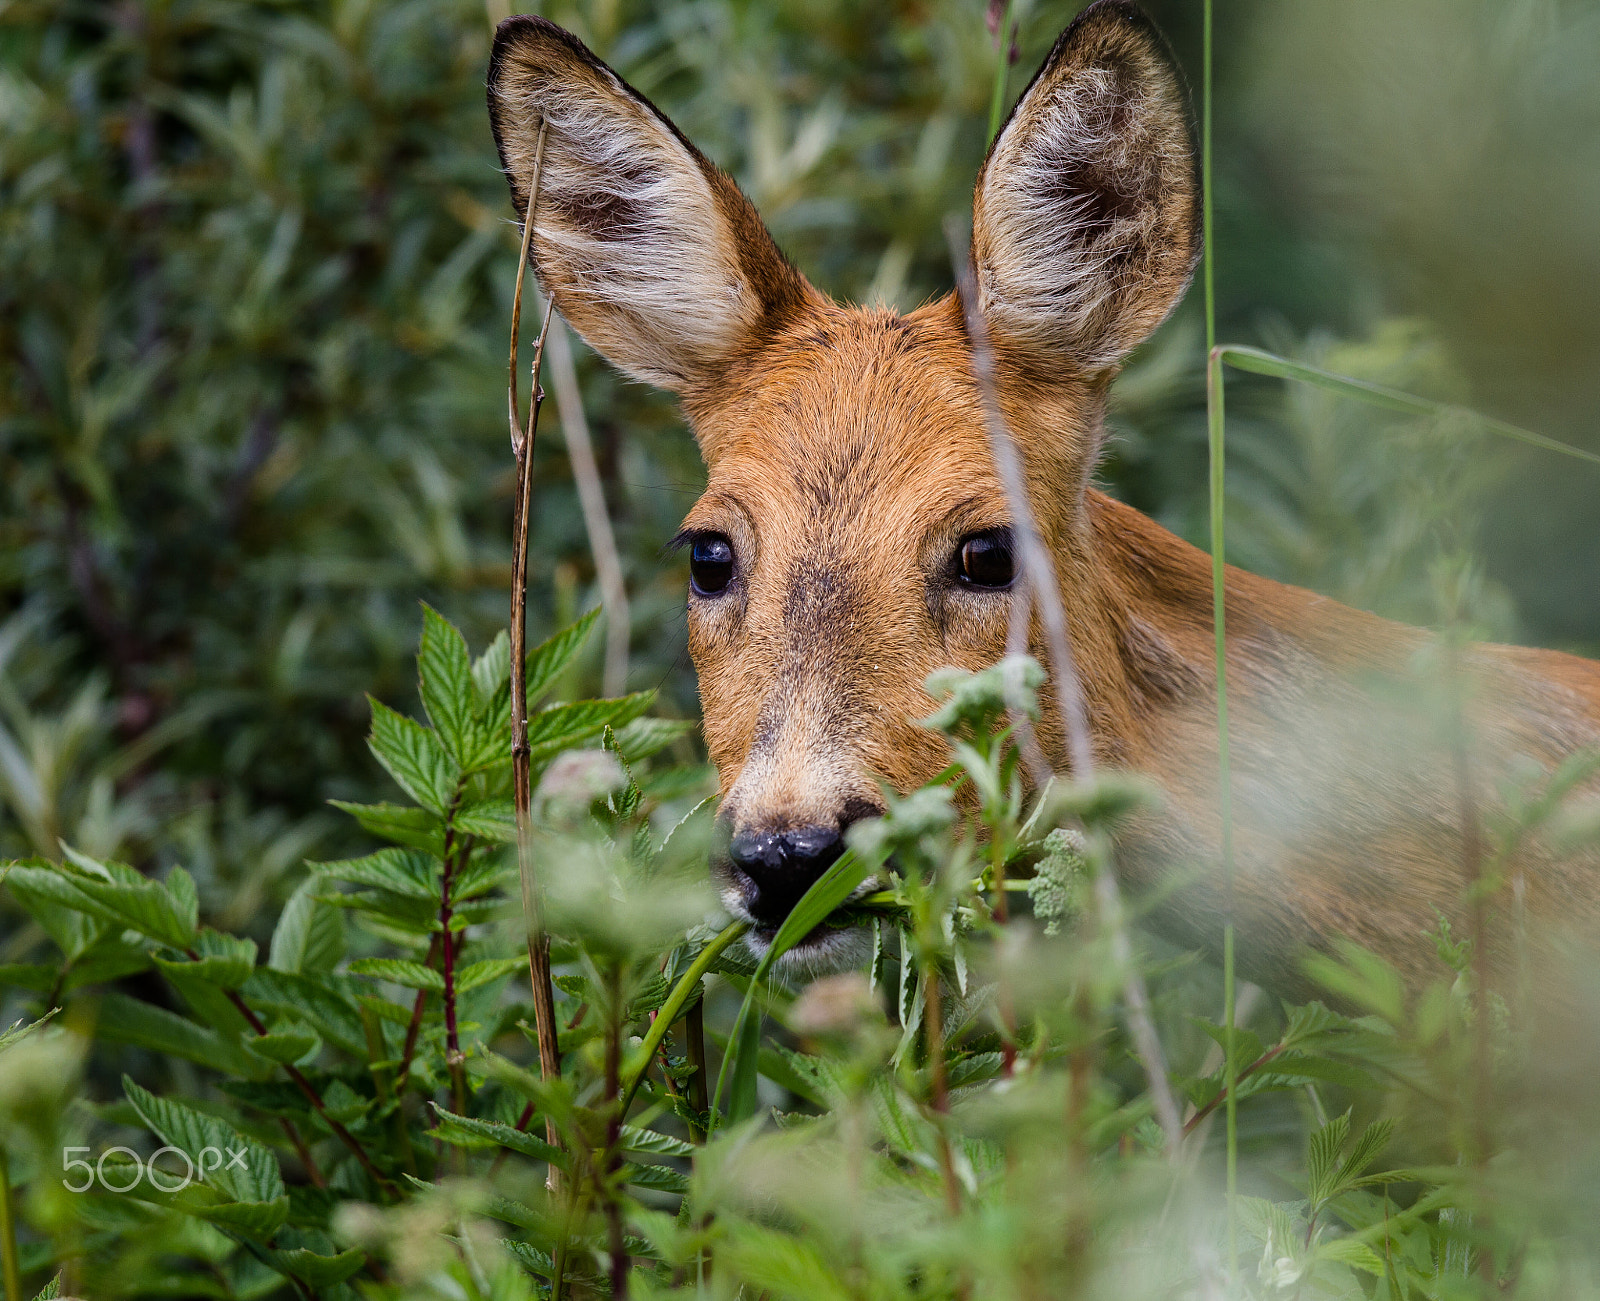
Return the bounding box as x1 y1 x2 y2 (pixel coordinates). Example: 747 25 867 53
488 0 1198 965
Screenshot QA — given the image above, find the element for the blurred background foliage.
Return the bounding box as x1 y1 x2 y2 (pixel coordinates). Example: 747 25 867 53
2 0 1598 940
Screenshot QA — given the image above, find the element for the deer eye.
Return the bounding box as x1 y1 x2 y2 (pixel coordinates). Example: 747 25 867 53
689 534 735 596
957 529 1015 590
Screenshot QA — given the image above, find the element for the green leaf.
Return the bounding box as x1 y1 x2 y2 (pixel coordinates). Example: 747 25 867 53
327 801 444 854
525 694 655 765
312 847 439 899
455 957 525 993
525 608 600 703
431 1106 565 1166
5 865 108 960
727 992 763 1124
453 800 518 843
269 876 346 975
619 1125 694 1157
61 938 152 992
367 697 459 815
0 1007 59 1054
262 1246 366 1290
12 855 197 950
452 849 515 900
94 993 265 1078
1308 1110 1353 1206
240 969 368 1056
124 1076 285 1206
621 1161 689 1193
419 604 486 767
471 629 511 705
31 1273 61 1300
0 963 54 992
152 929 258 990
248 1022 321 1065
348 958 444 991
610 716 697 763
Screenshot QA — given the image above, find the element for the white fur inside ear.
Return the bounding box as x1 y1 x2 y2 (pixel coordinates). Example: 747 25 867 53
494 48 758 389
975 43 1194 370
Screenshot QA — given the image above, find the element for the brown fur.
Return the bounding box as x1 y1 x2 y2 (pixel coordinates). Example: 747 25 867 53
489 2 1600 992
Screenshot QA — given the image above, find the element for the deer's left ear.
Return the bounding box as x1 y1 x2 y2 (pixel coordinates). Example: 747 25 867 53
972 0 1199 374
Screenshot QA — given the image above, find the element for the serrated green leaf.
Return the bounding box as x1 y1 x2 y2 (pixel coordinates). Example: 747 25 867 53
526 694 655 765
1308 1110 1353 1206
61 937 152 992
472 629 511 704
619 1125 694 1157
327 801 444 853
262 1246 366 1289
4 864 108 960
431 1106 565 1166
453 800 518 843
31 1272 61 1300
455 957 525 993
124 1075 284 1207
348 958 444 991
620 1161 689 1193
94 992 265 1078
419 605 486 768
0 963 54 992
525 609 600 703
610 716 696 763
368 697 460 815
1315 1235 1387 1275
14 856 197 950
452 849 515 900
153 929 257 990
268 876 345 976
0 1007 59 1054
240 969 367 1056
312 847 439 899
249 1019 321 1064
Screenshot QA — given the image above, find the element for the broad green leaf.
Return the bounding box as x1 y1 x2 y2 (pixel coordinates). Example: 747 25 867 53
501 1239 554 1279
1308 1110 1353 1206
455 957 525 993
124 1076 285 1206
94 993 265 1078
1315 1236 1387 1276
471 629 511 705
418 605 485 767
61 938 152 992
727 992 763 1124
367 698 459 815
31 1273 61 1300
153 929 258 990
431 1106 565 1166
714 1224 853 1301
240 969 367 1056
11 856 196 950
619 1125 694 1157
4 864 108 960
192 1196 293 1238
0 963 53 992
348 957 444 991
453 800 518 843
525 608 600 703
327 801 444 854
263 1246 366 1289
452 848 515 900
526 693 655 765
610 716 696 763
621 1161 689 1193
312 847 438 899
268 876 346 975
249 1020 321 1064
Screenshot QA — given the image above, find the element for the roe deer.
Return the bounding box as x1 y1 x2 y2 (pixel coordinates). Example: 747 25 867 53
488 0 1600 997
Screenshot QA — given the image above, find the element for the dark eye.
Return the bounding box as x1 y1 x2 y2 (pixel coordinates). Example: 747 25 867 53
689 534 735 596
956 529 1015 590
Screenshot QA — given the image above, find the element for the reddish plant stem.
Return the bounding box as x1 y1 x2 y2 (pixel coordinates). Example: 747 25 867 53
1183 1043 1287 1136
216 982 394 1194
397 931 443 1092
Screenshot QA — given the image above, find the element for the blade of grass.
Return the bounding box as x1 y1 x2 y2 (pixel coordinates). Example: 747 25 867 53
987 0 1016 144
1215 345 1600 469
1200 0 1239 1285
617 919 750 1117
707 847 879 1133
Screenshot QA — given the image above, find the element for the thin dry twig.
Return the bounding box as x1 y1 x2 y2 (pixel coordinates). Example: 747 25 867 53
945 217 1185 1160
507 120 565 1182
545 314 631 698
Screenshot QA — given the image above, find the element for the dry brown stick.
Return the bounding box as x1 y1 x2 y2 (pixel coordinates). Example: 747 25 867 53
945 218 1184 1160
507 120 565 1182
545 314 632 698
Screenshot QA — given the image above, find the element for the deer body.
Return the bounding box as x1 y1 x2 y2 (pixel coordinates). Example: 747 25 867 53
488 2 1600 993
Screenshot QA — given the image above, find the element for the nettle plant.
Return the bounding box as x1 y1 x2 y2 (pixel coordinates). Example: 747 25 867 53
3 605 1554 1300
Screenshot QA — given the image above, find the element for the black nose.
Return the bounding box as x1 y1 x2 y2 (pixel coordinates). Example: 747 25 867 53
728 824 845 930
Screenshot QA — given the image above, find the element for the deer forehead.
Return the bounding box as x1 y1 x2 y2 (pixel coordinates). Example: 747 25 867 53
682 308 1011 568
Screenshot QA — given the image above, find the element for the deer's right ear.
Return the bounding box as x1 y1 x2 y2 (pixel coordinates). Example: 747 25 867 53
487 17 812 394
971 0 1199 375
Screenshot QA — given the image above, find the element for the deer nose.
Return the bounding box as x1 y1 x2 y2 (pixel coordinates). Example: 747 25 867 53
728 825 845 931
